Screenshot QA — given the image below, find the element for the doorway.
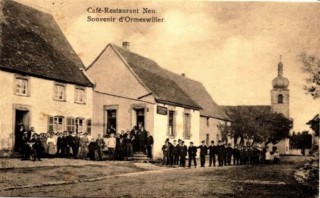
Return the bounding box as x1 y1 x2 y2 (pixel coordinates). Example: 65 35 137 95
135 108 145 129
14 110 29 152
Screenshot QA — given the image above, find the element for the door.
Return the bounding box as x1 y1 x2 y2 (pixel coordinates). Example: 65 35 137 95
135 108 145 129
14 110 29 152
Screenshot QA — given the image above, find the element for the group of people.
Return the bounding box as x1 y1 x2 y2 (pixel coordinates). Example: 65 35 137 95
162 139 280 168
17 125 154 162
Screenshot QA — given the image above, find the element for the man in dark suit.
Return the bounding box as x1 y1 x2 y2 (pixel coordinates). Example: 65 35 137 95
198 141 208 167
139 127 148 153
56 132 66 157
146 132 154 159
188 142 198 167
66 131 74 158
72 133 80 158
217 140 225 166
172 140 179 166
208 140 217 167
179 141 187 167
31 134 43 161
233 145 240 165
226 143 233 166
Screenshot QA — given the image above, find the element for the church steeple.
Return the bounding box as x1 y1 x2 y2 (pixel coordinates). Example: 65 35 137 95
272 58 289 89
271 57 290 118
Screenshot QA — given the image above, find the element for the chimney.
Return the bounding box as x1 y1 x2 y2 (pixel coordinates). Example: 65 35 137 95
122 41 130 50
181 73 185 77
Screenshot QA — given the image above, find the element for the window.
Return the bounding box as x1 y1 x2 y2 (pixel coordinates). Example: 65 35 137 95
278 94 283 104
168 111 175 136
106 110 117 136
48 116 64 132
86 119 92 135
183 113 191 139
54 84 66 101
15 78 28 96
75 118 84 133
206 117 210 127
67 117 75 132
75 87 85 103
54 116 64 132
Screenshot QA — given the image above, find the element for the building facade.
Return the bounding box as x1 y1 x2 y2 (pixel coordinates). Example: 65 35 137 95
86 43 202 158
0 0 93 155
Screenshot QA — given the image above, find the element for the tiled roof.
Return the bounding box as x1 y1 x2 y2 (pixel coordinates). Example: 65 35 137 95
0 0 93 87
109 44 231 120
111 44 201 110
165 71 231 121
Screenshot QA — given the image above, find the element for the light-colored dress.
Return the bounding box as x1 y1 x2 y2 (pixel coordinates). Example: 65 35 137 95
79 136 89 159
46 137 57 155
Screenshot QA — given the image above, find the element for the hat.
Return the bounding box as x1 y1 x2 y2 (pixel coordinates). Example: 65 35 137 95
201 140 205 143
211 140 214 143
190 142 193 144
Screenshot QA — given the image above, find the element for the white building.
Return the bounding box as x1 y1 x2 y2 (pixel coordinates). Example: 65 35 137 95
0 0 93 155
86 42 230 158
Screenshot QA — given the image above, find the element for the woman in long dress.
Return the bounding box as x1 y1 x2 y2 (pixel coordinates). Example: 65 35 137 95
46 134 57 157
79 133 89 159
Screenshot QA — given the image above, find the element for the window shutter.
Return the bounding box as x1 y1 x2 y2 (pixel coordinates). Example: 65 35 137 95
48 116 54 132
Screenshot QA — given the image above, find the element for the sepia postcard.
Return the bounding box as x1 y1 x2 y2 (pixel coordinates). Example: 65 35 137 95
0 0 319 197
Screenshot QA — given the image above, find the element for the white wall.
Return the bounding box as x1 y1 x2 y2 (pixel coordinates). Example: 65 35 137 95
0 70 93 150
153 104 200 158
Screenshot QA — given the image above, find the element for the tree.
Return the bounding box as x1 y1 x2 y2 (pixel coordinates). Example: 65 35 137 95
290 131 312 150
299 53 320 99
307 114 319 136
222 106 293 145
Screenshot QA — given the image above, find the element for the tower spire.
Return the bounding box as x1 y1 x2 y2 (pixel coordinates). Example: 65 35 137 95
278 55 283 77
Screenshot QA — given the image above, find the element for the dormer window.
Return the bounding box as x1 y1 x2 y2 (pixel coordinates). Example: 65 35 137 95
278 94 283 104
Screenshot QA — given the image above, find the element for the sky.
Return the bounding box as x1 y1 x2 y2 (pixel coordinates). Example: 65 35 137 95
19 0 320 132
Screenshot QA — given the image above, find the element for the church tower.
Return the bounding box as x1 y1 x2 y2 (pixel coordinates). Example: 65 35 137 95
271 60 290 118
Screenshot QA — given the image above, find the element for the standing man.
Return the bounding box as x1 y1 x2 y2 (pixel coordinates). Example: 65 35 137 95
188 142 197 167
198 141 208 167
180 141 187 167
172 140 179 166
226 143 233 166
233 145 240 165
56 132 66 157
146 132 154 159
72 133 80 159
208 141 217 167
162 141 170 165
96 134 106 161
217 140 225 167
139 127 147 153
66 131 74 158
31 134 43 161
106 133 116 160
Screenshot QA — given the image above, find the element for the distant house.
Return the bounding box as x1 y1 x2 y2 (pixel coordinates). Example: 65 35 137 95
86 42 230 157
0 0 93 154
